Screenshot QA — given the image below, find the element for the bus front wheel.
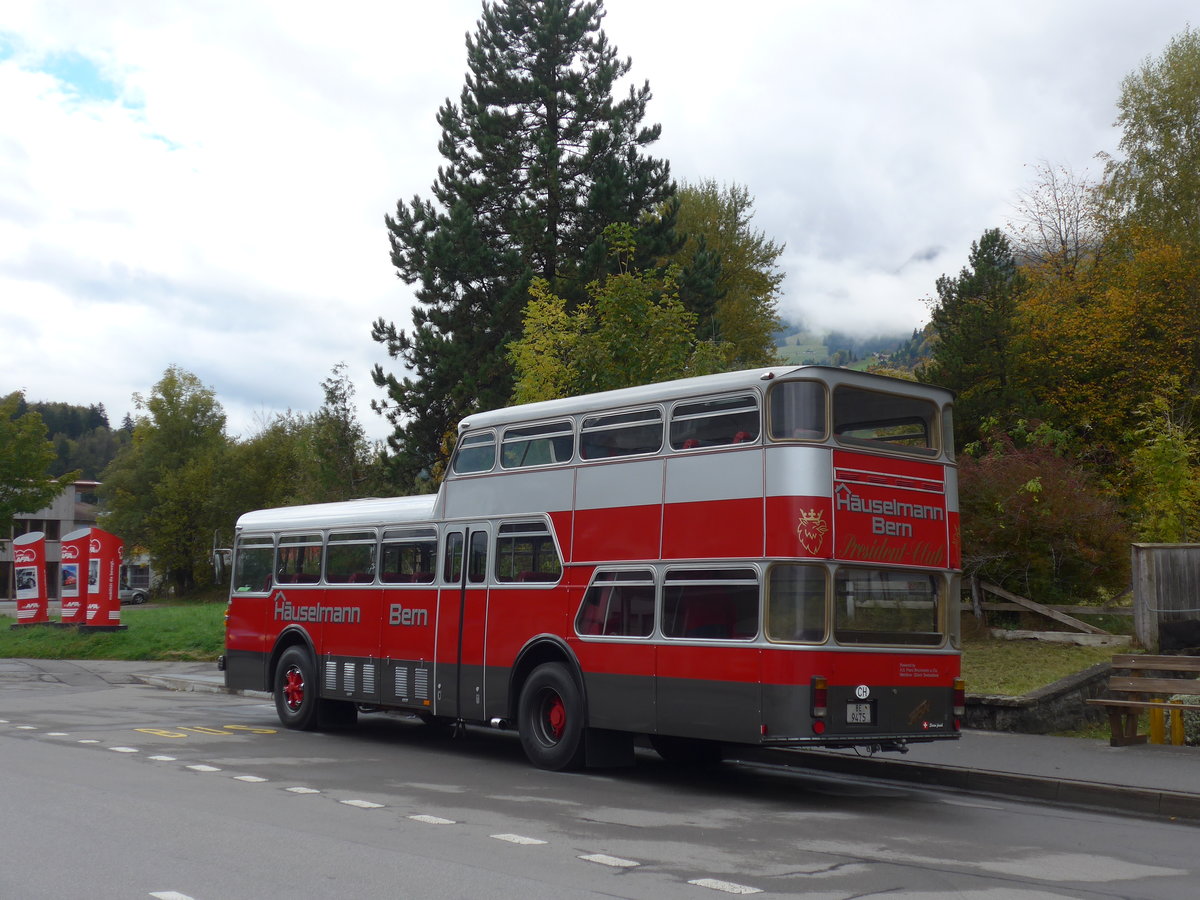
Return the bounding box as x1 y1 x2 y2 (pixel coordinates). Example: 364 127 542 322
274 646 320 730
518 663 587 771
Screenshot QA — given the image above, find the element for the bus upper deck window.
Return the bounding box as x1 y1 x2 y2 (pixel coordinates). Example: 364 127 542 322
768 381 827 441
669 395 759 450
580 408 663 460
833 385 938 456
501 421 574 469
452 431 496 474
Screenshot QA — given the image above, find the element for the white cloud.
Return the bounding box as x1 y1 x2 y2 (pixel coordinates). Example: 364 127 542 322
1 0 1196 442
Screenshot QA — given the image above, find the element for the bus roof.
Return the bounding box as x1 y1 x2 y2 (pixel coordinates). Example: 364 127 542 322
458 365 953 432
236 494 437 536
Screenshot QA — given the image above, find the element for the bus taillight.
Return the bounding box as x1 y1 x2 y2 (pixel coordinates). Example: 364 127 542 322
953 677 966 724
810 676 828 734
811 675 828 719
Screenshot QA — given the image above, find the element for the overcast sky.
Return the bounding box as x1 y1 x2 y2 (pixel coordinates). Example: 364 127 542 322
1 1 1194 442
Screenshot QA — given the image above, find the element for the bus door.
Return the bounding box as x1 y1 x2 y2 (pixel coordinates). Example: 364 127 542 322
435 524 490 721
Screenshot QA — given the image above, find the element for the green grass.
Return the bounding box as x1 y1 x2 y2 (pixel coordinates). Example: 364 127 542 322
0 601 225 661
961 636 1118 697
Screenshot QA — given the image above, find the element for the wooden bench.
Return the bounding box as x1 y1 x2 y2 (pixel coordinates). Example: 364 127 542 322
1087 654 1200 746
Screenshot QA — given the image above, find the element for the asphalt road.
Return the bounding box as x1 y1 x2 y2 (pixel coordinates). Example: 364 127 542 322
2 677 1198 899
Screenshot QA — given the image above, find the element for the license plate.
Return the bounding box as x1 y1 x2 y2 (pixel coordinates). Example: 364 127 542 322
846 702 873 724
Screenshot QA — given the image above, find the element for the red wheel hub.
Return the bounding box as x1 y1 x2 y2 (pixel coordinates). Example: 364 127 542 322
283 666 305 711
545 694 566 741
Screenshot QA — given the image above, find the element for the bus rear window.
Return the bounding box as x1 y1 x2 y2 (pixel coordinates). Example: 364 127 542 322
833 386 938 456
833 568 942 646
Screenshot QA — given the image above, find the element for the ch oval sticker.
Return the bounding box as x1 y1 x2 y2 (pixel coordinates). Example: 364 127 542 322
855 684 871 700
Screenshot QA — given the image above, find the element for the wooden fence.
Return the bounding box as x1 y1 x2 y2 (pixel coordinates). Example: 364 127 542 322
1132 544 1200 652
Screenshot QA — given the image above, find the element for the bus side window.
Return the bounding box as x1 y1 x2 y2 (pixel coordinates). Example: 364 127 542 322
662 569 759 640
669 395 760 450
443 532 464 583
325 531 376 584
580 409 663 460
277 534 322 584
380 527 438 584
575 570 655 637
495 522 562 583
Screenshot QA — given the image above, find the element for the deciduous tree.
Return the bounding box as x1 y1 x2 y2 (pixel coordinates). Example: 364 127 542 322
1100 27 1200 246
100 367 228 593
509 225 729 403
0 392 80 535
665 179 784 365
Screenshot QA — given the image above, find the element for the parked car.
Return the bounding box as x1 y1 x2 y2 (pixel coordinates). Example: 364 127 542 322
119 584 149 604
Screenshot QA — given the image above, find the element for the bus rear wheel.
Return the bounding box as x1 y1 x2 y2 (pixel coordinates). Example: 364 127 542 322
518 663 586 771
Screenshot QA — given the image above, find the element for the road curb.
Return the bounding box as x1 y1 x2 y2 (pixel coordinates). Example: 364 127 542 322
740 748 1200 821
132 673 270 699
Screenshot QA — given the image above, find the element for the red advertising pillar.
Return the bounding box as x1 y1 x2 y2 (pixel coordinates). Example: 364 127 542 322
12 532 50 626
83 528 126 631
60 528 91 625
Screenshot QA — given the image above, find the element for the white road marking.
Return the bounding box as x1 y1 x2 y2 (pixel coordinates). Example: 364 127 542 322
16 725 36 730
149 892 196 899
688 878 762 894
409 815 456 825
286 787 320 794
46 732 68 736
149 755 177 761
579 853 639 868
186 765 221 773
340 799 384 809
491 834 547 845
78 739 100 744
234 775 268 783
109 747 140 753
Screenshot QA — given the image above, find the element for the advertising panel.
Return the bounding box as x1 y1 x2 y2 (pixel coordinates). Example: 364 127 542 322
60 528 91 625
831 450 950 569
13 532 49 625
83 528 125 630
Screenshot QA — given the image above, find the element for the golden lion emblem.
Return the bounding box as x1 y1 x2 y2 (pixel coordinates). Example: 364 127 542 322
796 509 828 555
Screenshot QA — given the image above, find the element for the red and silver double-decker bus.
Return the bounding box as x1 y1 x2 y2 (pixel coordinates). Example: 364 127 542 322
222 366 963 770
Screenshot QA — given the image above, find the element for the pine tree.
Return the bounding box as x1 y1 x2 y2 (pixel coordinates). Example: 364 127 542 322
372 0 675 484
919 229 1026 448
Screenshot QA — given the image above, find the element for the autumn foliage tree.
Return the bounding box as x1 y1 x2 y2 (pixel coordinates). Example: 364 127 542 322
958 427 1131 604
